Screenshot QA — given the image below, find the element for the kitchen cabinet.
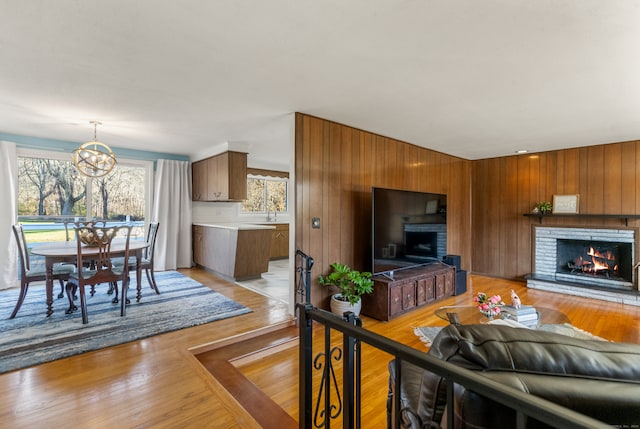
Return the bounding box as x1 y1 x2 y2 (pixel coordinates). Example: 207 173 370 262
361 262 455 321
192 151 247 201
192 223 275 281
263 223 289 260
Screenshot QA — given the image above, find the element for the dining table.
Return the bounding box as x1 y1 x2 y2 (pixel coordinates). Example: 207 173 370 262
30 240 149 317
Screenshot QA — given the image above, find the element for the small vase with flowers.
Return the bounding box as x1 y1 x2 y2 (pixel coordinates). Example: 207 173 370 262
474 292 504 320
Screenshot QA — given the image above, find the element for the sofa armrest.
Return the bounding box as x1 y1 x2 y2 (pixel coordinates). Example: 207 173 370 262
388 360 446 429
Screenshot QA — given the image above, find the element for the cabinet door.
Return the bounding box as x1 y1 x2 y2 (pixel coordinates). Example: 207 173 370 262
435 274 446 299
272 225 289 259
227 151 247 200
416 277 435 305
191 160 207 201
192 226 205 266
444 270 455 296
390 285 403 316
207 155 226 200
401 282 415 310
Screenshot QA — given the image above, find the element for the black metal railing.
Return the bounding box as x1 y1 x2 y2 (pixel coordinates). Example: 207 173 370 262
295 249 314 306
294 250 611 429
296 250 610 429
297 305 611 429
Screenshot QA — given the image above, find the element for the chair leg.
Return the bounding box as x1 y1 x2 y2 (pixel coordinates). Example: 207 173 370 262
145 269 160 294
79 285 89 324
9 280 29 319
120 277 130 317
65 282 78 314
58 279 65 299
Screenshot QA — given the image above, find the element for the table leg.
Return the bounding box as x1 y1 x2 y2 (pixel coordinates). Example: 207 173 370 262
136 251 142 302
45 258 54 316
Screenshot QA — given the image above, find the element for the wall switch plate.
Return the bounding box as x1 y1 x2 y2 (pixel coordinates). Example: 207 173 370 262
312 217 320 229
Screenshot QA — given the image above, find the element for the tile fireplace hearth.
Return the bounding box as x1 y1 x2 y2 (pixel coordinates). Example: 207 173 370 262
526 226 640 306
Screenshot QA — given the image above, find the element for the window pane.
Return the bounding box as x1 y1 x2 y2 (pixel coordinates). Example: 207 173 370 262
267 180 287 213
18 157 87 220
242 178 266 212
91 165 145 221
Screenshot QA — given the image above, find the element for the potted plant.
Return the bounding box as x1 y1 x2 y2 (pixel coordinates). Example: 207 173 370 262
318 262 374 316
534 201 552 214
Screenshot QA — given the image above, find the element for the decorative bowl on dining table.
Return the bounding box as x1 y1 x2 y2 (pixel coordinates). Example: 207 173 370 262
78 230 101 247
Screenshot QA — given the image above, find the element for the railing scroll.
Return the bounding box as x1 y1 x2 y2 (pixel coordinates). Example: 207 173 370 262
295 249 314 305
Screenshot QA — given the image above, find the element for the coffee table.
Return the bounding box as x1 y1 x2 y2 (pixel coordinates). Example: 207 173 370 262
434 305 570 327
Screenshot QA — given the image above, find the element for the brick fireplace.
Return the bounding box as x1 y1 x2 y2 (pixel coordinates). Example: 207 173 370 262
526 226 640 305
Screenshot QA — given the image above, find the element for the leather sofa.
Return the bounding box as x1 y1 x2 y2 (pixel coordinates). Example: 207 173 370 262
387 323 640 428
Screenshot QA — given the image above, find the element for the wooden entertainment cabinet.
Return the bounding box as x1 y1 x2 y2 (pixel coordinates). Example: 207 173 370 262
361 262 455 321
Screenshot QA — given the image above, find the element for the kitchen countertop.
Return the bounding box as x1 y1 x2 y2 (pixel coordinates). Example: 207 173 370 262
193 222 276 231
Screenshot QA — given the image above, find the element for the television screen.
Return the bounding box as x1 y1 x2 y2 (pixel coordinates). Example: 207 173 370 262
372 187 447 275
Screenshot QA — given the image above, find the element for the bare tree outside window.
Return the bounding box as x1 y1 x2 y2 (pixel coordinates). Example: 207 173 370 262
19 158 86 217
18 154 148 242
91 165 145 220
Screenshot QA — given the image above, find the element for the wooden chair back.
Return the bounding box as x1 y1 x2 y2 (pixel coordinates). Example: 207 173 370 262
64 220 107 241
12 224 31 276
74 225 132 285
145 222 160 262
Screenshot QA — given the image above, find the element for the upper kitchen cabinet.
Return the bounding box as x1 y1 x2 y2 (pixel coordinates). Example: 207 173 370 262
192 151 248 201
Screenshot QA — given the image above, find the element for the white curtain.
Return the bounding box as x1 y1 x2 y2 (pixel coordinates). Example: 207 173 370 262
152 159 192 270
0 141 18 290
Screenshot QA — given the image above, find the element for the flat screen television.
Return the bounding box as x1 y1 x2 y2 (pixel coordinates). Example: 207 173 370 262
371 187 447 275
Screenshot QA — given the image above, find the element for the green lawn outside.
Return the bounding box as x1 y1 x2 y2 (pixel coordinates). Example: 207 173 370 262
24 230 67 243
18 220 146 244
19 220 68 243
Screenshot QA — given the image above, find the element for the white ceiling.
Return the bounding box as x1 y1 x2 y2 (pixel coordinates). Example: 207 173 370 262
1 1 639 170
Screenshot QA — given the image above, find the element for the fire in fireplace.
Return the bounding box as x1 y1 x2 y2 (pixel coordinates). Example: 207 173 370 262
556 239 633 283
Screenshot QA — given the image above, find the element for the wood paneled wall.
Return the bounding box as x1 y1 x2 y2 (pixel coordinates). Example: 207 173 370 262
294 113 472 309
472 141 640 279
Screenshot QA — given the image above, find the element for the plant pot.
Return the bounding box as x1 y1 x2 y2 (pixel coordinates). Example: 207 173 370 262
330 294 362 317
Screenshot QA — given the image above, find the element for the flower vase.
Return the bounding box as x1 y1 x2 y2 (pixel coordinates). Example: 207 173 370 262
482 311 494 320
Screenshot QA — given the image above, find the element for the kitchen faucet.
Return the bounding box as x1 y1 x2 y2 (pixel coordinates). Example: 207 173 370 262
266 209 277 222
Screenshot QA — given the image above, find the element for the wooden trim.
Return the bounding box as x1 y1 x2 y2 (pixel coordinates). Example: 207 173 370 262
247 168 289 178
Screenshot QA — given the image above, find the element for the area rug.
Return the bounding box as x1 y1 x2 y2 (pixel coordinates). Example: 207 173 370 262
413 322 604 348
0 271 252 374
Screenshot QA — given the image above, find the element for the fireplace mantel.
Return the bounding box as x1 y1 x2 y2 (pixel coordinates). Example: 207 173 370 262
524 213 640 226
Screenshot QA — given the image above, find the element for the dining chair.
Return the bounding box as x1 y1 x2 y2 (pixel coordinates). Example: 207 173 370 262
10 224 75 319
63 220 107 285
111 222 161 295
65 225 132 324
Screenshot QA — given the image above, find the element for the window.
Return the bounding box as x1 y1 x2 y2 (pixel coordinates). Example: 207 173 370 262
17 149 152 241
242 175 288 214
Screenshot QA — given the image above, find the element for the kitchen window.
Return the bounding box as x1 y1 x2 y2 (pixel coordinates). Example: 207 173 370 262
241 174 288 215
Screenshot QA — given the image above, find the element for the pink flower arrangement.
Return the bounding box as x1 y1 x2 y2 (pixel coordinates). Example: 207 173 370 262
474 292 504 318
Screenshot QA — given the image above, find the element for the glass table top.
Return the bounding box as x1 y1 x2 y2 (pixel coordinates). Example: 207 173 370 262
434 305 570 326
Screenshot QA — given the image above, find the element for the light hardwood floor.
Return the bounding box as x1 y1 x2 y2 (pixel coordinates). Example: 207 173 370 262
1 268 639 428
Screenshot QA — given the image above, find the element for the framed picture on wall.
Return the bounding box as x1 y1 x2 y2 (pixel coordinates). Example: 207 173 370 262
552 194 580 214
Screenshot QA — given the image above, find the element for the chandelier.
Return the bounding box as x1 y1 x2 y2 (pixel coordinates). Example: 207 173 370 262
73 121 116 178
